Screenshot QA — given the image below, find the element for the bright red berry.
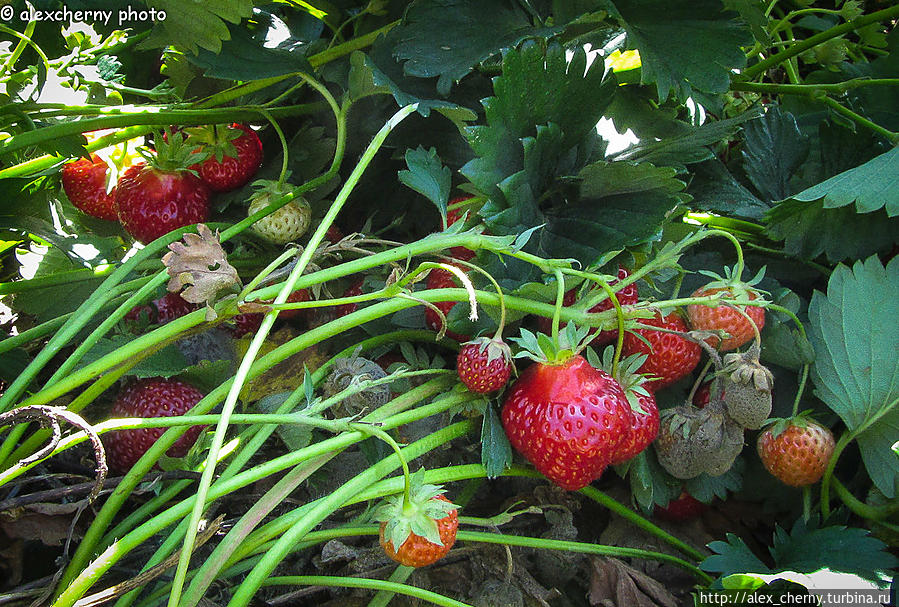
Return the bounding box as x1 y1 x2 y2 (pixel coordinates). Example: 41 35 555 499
757 420 835 487
115 162 210 244
378 493 458 568
654 491 708 522
687 286 765 351
61 155 119 221
501 355 630 491
104 377 206 474
456 337 513 393
125 292 196 324
621 311 701 391
610 389 659 464
424 267 470 342
190 123 263 192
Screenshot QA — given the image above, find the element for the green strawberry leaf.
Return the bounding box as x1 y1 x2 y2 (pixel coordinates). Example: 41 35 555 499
684 459 744 502
540 161 686 264
611 109 763 170
75 334 190 379
606 0 751 101
142 0 255 55
253 391 313 451
461 39 616 205
770 518 899 581
627 449 682 511
481 403 512 479
391 0 552 95
687 160 770 222
808 256 899 497
398 146 452 220
188 23 313 81
765 199 899 263
740 107 810 202
702 533 772 576
789 146 899 217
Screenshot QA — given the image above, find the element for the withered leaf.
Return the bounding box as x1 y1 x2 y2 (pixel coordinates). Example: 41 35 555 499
162 224 241 313
589 557 679 607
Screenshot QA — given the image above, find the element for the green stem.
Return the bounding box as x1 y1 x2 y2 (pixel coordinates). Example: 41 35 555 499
732 79 899 96
820 430 853 519
820 96 899 144
261 576 471 607
53 389 469 607
0 105 325 160
740 4 899 79
227 421 477 607
831 477 899 521
368 566 416 607
552 268 565 343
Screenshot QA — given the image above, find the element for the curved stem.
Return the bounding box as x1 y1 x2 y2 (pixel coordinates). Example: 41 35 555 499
552 269 565 343
740 4 899 80
257 108 290 186
819 430 853 520
352 423 412 511
262 575 470 607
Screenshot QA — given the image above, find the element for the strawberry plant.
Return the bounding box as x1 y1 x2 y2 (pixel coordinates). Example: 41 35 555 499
1 1 898 605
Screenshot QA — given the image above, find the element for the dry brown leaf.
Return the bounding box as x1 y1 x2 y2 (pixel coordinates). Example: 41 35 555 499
0 510 80 546
162 224 240 315
589 557 679 607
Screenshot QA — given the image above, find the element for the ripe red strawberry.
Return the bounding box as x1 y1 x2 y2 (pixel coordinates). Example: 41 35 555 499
376 481 458 568
104 377 206 474
446 195 477 261
424 267 470 342
654 491 708 522
456 337 513 393
621 311 701 391
757 419 835 486
535 268 638 344
335 277 365 317
597 351 660 465
687 286 765 351
125 292 196 324
116 162 210 244
501 355 631 490
188 123 263 192
61 155 119 220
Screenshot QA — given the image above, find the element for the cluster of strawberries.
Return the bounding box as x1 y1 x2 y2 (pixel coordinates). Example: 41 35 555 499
61 123 262 243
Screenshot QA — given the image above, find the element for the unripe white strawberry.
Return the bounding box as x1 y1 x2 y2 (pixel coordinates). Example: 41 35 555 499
248 188 311 244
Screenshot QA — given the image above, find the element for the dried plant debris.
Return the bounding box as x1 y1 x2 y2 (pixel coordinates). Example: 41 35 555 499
163 224 240 317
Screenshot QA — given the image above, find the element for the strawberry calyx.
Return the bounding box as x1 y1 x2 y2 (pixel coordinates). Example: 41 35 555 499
593 346 653 415
141 130 209 174
374 469 457 550
695 263 767 300
760 410 819 440
248 177 299 208
183 123 246 163
462 336 512 367
510 323 593 366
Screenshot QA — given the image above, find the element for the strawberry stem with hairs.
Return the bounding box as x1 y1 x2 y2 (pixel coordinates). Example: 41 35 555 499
552 268 566 345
